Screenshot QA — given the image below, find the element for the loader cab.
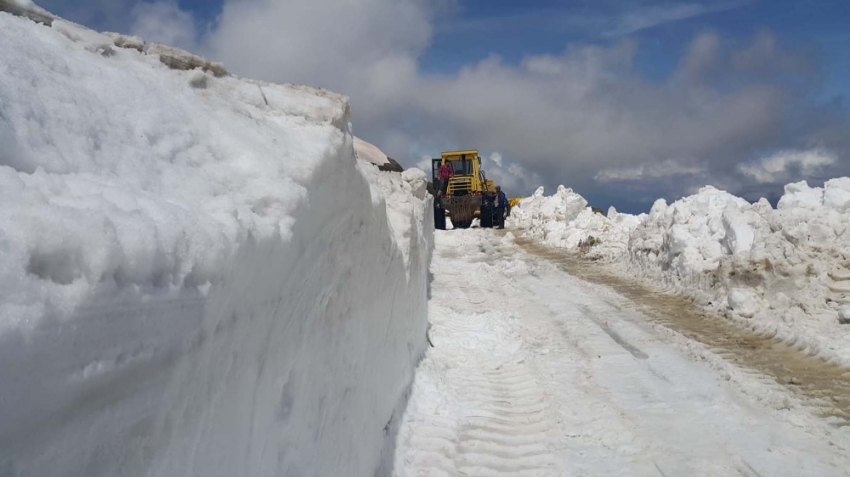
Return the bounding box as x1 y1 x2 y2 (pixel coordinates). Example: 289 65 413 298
446 157 473 176
431 156 475 182
438 150 492 197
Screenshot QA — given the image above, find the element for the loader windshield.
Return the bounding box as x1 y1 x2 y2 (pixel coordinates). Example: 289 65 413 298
447 159 473 176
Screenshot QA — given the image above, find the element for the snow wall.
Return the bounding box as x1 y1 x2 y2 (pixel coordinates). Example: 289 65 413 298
509 180 850 366
0 10 431 477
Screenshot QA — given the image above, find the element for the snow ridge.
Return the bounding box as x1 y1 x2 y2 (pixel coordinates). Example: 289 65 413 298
509 179 850 366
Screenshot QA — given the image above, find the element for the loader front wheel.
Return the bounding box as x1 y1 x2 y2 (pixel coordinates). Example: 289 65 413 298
434 203 446 230
453 219 472 229
479 205 494 228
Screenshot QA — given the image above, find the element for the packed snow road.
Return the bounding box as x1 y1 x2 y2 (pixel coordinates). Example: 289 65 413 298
391 229 850 477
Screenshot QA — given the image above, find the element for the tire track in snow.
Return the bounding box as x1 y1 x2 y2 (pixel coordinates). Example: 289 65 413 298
393 229 850 477
394 240 562 476
451 364 559 477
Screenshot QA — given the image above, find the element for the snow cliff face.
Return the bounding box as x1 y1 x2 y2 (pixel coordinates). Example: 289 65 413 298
509 180 850 366
0 11 430 477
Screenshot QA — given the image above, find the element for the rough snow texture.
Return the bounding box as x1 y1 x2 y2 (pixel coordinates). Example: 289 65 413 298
509 185 644 260
147 43 228 77
0 11 430 477
0 0 54 25
102 31 145 52
510 179 850 366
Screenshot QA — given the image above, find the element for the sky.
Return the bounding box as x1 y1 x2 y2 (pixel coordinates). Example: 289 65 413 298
36 0 850 213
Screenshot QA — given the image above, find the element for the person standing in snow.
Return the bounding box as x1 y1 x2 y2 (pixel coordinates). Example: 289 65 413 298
438 162 454 194
494 185 508 229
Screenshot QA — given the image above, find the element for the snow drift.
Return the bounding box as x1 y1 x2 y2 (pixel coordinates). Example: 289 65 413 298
0 9 431 477
509 179 850 365
509 185 644 260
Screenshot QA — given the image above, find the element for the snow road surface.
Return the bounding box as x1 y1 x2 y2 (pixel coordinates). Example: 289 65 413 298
392 229 850 477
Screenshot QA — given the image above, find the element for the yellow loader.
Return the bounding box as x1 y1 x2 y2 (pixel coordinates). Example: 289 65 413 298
431 150 497 229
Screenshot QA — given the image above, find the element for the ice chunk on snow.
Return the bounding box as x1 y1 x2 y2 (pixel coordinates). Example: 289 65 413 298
532 186 545 198
649 198 668 220
559 185 588 221
102 31 145 52
402 168 428 199
401 167 426 183
778 180 824 209
722 206 755 256
823 177 850 212
728 289 759 318
839 307 850 324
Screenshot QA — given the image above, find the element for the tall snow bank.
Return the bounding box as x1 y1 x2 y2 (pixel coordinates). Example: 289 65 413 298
508 185 644 260
0 11 431 477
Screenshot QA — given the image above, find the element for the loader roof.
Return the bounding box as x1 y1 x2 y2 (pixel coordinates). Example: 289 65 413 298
441 149 479 158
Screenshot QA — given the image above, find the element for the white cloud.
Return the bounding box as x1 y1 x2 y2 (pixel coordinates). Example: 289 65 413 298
674 31 720 86
204 0 433 97
178 1 842 205
480 152 542 195
55 0 845 206
489 152 503 168
738 149 837 183
595 160 703 182
415 155 433 175
732 30 815 80
522 40 638 80
130 1 197 50
606 1 753 37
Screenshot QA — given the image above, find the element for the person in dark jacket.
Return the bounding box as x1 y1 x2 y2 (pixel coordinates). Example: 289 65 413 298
494 185 508 229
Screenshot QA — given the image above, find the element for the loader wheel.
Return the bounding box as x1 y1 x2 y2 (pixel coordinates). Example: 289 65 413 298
434 204 446 230
479 205 494 228
453 219 472 229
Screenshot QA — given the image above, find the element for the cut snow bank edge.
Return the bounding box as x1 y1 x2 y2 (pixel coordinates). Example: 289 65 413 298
0 10 431 477
508 180 850 367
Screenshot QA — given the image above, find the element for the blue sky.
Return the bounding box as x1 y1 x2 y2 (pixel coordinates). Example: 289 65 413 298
46 0 850 99
421 0 850 96
35 0 850 212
